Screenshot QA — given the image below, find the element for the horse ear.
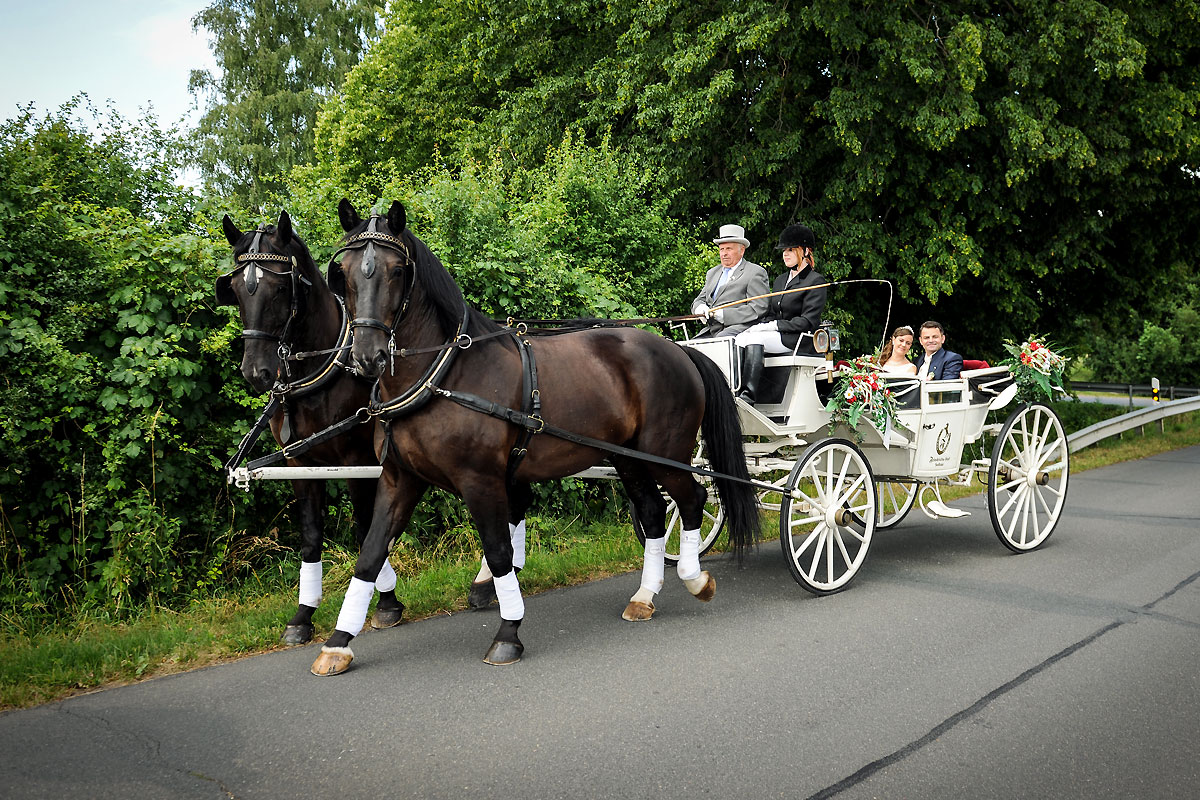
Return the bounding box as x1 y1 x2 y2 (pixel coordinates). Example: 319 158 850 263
338 199 361 232
222 214 243 247
277 210 293 245
387 200 407 234
328 261 346 297
215 273 237 306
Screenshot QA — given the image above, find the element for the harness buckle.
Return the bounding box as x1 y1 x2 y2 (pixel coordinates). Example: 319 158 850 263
456 333 473 350
528 414 545 434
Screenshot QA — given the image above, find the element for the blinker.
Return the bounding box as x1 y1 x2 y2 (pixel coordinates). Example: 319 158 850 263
245 228 266 295
361 216 380 278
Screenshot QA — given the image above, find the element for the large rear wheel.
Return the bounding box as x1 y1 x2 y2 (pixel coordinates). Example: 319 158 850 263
987 403 1069 552
780 438 877 594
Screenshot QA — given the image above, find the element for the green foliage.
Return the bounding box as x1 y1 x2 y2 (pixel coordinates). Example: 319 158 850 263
288 134 711 322
1083 268 1200 385
0 104 295 617
189 0 379 208
317 0 1199 358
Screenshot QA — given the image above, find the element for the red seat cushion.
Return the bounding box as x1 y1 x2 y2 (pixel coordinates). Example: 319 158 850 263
963 359 989 370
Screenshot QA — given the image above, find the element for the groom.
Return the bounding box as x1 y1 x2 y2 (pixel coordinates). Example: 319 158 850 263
914 320 964 380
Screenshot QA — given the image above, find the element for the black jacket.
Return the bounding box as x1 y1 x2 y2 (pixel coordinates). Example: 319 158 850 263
763 266 827 355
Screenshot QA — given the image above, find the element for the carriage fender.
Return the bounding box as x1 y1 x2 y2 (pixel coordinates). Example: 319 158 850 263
987 382 1019 413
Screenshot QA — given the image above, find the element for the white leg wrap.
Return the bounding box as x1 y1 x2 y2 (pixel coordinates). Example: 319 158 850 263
676 528 702 581
375 558 398 593
640 537 666 594
335 577 375 635
630 586 656 605
298 560 322 607
510 520 527 570
474 555 493 583
493 570 525 621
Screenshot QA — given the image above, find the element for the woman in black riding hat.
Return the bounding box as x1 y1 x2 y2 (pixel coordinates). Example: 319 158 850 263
733 223 828 403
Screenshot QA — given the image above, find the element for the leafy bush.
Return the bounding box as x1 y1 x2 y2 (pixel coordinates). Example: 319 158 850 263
0 105 296 616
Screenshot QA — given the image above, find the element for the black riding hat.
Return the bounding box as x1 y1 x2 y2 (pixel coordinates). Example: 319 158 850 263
775 224 816 250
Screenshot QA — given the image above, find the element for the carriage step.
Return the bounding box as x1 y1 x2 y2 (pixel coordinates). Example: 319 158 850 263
925 500 970 519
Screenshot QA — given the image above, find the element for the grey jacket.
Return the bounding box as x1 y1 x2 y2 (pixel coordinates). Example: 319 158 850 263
690 259 770 337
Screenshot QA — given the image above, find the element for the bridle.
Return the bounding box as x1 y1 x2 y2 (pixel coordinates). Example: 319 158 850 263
227 225 313 379
330 215 418 369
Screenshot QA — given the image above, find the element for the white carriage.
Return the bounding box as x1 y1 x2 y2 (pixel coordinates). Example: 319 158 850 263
622 334 1070 595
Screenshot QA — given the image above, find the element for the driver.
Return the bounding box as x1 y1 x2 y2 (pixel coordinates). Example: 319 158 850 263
690 223 769 338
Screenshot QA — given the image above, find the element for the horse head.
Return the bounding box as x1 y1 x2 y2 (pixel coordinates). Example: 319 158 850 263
330 199 416 379
216 210 315 393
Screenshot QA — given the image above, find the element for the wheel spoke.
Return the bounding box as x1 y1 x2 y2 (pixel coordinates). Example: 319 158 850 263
999 482 1026 525
1018 488 1033 546
803 526 828 578
834 529 856 566
1034 484 1056 522
789 509 823 528
789 524 821 558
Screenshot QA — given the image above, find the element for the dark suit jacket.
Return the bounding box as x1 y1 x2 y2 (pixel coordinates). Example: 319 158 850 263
915 348 963 380
763 266 827 355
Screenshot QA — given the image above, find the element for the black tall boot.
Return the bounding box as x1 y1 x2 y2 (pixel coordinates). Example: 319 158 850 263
736 344 765 403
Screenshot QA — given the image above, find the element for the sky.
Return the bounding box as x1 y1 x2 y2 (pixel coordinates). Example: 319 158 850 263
0 0 215 129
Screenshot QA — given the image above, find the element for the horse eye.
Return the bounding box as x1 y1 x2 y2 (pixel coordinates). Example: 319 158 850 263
390 266 404 279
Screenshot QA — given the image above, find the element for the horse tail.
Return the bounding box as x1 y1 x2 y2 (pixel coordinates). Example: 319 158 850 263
682 347 760 561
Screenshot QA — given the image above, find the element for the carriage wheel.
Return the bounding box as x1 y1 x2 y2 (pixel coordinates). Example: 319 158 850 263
987 403 1069 552
780 438 877 595
631 488 724 566
850 479 917 529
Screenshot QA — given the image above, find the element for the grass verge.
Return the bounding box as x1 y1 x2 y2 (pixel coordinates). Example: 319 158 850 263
3 410 1197 711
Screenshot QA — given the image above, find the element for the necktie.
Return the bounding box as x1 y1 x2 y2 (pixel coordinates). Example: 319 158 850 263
713 267 733 298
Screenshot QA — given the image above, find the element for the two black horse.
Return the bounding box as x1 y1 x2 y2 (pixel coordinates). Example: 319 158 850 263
218 202 758 675
217 212 405 642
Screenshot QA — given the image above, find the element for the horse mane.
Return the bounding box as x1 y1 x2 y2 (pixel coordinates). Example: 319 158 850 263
400 229 503 337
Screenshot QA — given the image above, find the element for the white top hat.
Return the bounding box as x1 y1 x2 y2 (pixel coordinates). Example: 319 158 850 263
712 224 750 248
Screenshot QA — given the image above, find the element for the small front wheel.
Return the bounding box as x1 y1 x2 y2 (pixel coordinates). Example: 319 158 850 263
780 438 877 594
987 403 1069 552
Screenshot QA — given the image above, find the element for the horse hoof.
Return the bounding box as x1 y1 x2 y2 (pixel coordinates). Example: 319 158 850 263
483 640 523 666
468 580 498 610
282 623 314 645
688 572 716 602
622 600 655 621
370 606 404 629
310 646 354 676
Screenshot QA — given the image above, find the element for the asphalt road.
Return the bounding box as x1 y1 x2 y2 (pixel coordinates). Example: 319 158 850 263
3 447 1198 800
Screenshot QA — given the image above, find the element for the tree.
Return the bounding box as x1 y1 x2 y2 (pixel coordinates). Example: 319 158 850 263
190 0 379 208
0 102 288 613
313 0 1199 358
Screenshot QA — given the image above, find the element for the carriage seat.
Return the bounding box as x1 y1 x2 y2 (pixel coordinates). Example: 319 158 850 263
962 359 989 371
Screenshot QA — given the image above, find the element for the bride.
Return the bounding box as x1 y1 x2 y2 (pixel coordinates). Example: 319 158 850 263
878 326 917 375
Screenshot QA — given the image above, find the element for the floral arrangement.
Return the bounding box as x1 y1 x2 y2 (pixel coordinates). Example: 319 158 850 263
824 356 900 442
1001 335 1069 403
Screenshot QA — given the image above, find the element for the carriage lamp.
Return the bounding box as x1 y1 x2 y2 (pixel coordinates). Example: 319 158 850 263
814 322 841 381
812 323 841 355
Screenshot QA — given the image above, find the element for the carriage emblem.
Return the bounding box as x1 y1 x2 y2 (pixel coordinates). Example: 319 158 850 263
935 424 952 455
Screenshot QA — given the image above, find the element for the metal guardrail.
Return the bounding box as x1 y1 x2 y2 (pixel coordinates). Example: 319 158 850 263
1070 381 1200 400
1067 395 1200 453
